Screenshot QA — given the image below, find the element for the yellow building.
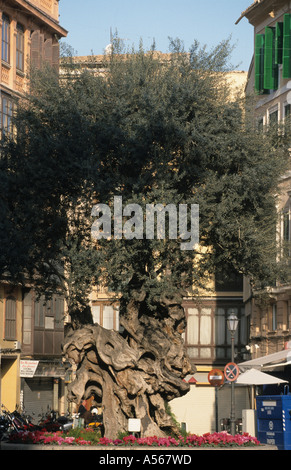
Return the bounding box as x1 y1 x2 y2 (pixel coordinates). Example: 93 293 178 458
0 0 67 413
0 284 22 412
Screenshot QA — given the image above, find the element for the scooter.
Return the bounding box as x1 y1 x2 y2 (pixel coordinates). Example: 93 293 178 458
57 413 73 432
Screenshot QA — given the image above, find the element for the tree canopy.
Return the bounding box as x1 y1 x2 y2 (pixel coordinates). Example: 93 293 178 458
0 37 289 323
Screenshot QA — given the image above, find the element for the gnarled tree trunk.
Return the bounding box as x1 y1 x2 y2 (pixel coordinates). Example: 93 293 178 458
62 292 194 439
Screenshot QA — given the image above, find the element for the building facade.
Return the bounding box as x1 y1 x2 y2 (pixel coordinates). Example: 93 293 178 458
0 0 67 416
237 0 291 379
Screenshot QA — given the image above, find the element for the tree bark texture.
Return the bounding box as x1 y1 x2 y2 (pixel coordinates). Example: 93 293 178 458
62 294 194 439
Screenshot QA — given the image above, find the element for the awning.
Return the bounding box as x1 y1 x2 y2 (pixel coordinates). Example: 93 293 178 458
183 375 197 384
236 368 288 385
238 348 291 371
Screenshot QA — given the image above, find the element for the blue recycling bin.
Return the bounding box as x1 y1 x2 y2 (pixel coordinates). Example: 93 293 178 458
256 394 291 450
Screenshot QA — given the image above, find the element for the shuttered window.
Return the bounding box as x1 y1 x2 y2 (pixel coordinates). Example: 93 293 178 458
254 15 291 93
34 294 64 329
44 38 52 63
55 296 64 328
255 34 265 94
52 41 59 69
5 296 16 340
35 297 45 327
30 31 60 70
283 14 291 79
275 22 283 64
264 26 278 90
2 14 10 63
30 30 40 68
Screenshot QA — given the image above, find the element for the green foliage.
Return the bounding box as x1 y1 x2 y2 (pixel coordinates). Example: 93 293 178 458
65 427 101 444
0 36 289 320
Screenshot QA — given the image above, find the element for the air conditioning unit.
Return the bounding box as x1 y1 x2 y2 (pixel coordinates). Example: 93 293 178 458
14 341 21 351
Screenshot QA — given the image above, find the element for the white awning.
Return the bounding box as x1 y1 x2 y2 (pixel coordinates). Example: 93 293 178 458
236 368 288 385
238 348 291 371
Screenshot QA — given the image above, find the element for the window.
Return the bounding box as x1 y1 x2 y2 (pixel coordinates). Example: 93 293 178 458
272 304 277 331
5 296 16 340
23 291 32 345
91 303 120 331
185 303 246 362
186 306 213 360
16 23 24 71
2 14 10 63
34 295 64 330
282 210 290 257
283 211 290 242
284 103 291 119
257 116 264 131
34 297 45 327
1 94 14 136
55 297 64 327
264 26 278 90
255 34 265 94
283 14 291 79
269 108 278 126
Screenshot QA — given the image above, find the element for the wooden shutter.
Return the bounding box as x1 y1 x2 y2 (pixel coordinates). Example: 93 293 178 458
5 296 16 340
255 34 265 94
55 296 64 328
264 26 278 90
30 30 40 68
52 41 59 70
283 14 291 79
39 33 45 65
275 22 283 64
23 291 32 348
44 38 52 64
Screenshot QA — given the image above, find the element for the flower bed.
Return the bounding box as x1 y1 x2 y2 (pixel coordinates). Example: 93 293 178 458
8 430 260 448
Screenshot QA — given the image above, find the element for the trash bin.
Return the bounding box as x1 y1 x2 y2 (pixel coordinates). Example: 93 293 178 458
256 394 291 450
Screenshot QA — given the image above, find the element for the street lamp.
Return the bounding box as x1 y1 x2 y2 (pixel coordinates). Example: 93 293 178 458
227 311 239 435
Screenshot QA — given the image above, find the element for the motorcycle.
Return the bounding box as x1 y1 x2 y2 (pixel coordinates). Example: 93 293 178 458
0 405 27 440
12 408 41 432
0 412 9 440
56 413 73 432
38 409 73 432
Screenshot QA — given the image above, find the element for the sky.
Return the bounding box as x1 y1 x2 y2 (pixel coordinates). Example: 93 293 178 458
59 0 254 71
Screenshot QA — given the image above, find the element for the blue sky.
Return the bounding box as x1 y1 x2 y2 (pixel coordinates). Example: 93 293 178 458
59 0 254 71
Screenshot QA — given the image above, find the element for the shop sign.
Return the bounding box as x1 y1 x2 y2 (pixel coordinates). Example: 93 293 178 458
20 360 39 378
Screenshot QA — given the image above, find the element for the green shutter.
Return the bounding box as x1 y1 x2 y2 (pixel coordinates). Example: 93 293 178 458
275 22 283 64
283 13 291 79
264 26 278 90
255 34 265 94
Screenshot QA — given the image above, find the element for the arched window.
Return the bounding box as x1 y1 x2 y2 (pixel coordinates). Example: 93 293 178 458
5 296 16 340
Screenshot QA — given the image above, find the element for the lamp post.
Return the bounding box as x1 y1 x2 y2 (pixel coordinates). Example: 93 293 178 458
227 311 239 435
